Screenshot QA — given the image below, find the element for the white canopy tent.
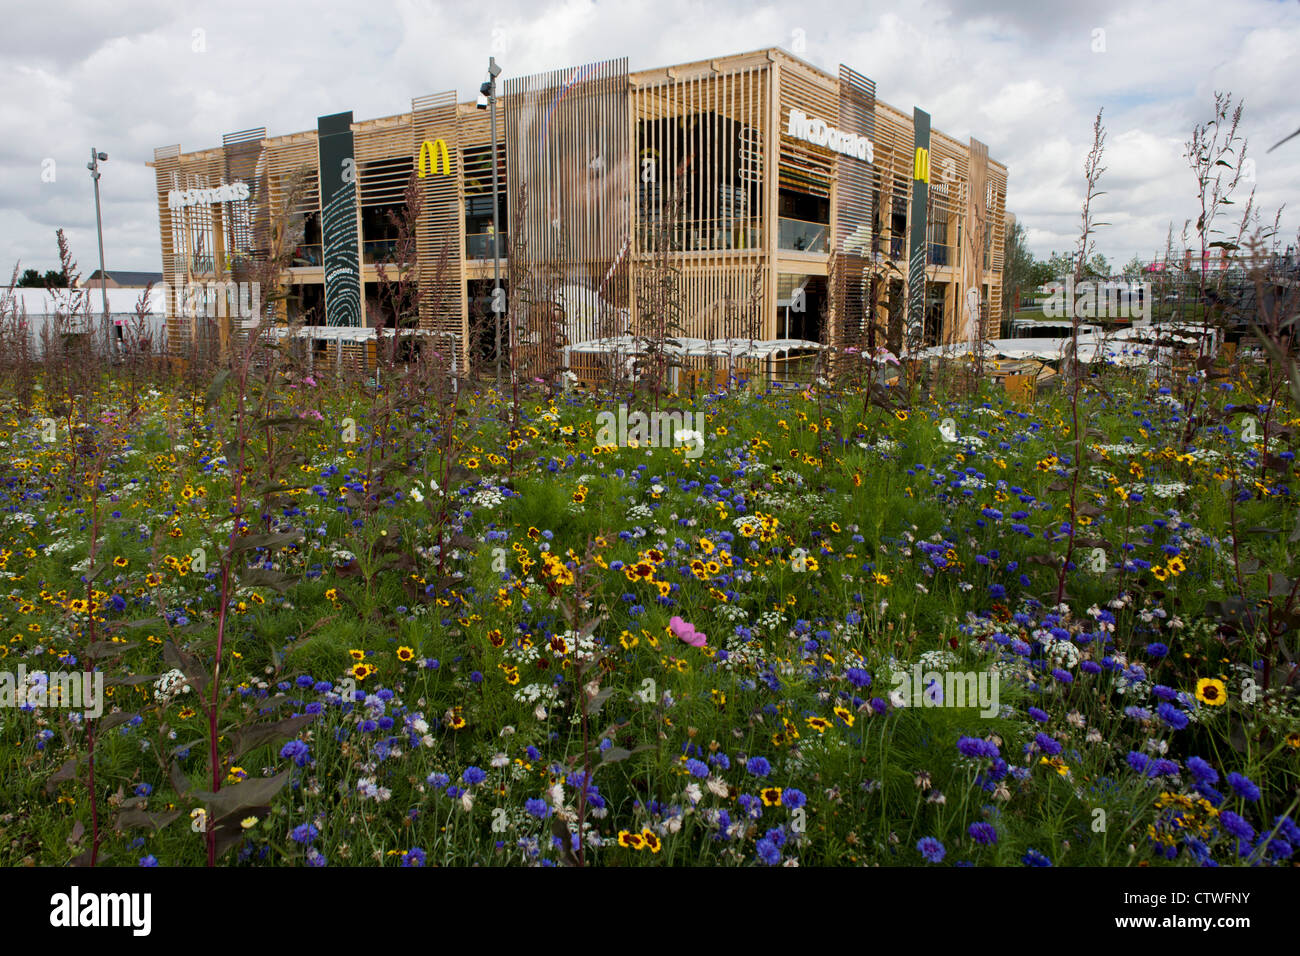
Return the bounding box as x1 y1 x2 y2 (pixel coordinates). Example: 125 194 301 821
564 335 827 388
260 325 461 385
0 286 166 355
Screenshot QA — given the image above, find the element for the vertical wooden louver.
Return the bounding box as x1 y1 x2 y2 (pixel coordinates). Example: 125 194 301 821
153 144 183 352
504 58 631 376
832 64 876 350
630 57 769 346
221 127 265 303
411 91 466 366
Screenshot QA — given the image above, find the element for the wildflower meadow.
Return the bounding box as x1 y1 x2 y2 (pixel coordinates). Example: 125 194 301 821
1 340 1296 870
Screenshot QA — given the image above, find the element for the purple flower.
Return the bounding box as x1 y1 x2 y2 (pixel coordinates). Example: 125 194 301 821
402 847 426 867
957 736 1000 760
1157 702 1189 730
525 798 550 819
968 822 998 846
1219 811 1254 841
280 740 311 767
1034 732 1062 756
1027 707 1050 723
291 823 319 845
1187 756 1218 784
1226 772 1261 802
917 837 946 863
783 788 807 810
746 756 771 777
685 758 710 779
756 838 781 865
463 766 488 786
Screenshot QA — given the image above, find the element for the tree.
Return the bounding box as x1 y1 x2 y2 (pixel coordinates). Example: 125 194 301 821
1046 250 1075 281
44 269 69 288
1001 218 1035 318
1027 258 1055 290
1083 252 1110 279
1121 255 1143 279
17 268 43 287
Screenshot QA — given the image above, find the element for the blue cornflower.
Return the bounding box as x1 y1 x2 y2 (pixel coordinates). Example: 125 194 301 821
463 766 488 786
1021 848 1052 866
783 788 807 810
756 838 781 865
917 837 946 863
138 855 158 867
290 823 320 845
1034 732 1062 756
1226 772 1261 802
133 783 153 797
280 740 311 767
1027 707 1050 723
957 736 1000 760
685 758 710 779
746 756 771 777
968 822 998 846
1157 702 1189 730
403 847 426 867
1219 811 1254 841
846 667 872 688
427 772 450 788
525 798 550 819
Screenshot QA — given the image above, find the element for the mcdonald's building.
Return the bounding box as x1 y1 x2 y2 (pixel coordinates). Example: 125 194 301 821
149 47 1007 374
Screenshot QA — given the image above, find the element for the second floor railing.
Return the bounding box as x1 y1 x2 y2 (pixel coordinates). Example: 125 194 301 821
778 217 829 254
466 232 508 259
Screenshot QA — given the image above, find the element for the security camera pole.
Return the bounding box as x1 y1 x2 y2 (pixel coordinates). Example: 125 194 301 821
87 147 112 355
480 57 504 390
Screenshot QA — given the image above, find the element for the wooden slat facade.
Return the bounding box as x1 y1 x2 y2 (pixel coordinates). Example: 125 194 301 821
149 46 1007 366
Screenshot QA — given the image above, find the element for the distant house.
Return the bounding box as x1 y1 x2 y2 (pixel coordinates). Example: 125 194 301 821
79 270 164 289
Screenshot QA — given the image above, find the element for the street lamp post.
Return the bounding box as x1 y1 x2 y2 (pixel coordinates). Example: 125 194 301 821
86 148 112 355
479 57 503 390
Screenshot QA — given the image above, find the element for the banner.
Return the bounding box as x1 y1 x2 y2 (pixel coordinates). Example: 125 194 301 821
906 107 931 346
317 111 362 327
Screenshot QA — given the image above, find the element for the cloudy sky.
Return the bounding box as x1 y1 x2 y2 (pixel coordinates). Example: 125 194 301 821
3 0 1298 276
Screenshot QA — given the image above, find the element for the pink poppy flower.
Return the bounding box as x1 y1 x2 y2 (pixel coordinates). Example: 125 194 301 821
669 616 707 647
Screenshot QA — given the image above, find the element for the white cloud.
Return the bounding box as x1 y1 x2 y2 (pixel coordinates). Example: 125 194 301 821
3 0 1298 274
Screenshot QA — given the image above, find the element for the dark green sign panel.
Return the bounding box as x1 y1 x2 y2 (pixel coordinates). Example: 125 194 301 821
317 111 361 327
906 107 931 345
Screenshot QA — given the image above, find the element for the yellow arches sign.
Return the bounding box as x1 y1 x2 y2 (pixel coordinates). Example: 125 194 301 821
913 146 930 184
418 139 452 177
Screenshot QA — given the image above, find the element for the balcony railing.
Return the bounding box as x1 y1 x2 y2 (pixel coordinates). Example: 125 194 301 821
778 217 828 254
466 232 507 259
927 243 954 267
362 239 398 264
637 218 762 253
291 244 323 267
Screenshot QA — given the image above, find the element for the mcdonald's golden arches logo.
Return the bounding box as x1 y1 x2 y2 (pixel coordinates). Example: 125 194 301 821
913 147 930 184
418 139 452 178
